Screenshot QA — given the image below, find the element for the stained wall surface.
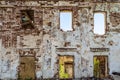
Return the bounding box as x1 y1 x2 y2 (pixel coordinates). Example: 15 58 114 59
0 0 120 79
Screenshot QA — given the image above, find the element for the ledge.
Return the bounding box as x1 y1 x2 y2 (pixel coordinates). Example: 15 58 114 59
56 47 77 52
0 5 15 8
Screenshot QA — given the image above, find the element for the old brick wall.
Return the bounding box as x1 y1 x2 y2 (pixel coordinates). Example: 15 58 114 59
0 0 120 79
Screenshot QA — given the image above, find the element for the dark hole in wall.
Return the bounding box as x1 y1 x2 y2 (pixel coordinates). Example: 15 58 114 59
21 10 34 29
112 72 120 76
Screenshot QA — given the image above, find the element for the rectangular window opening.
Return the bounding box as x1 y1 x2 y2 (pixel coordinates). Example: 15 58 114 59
21 10 34 29
94 12 106 35
60 11 73 31
59 55 74 79
94 56 108 78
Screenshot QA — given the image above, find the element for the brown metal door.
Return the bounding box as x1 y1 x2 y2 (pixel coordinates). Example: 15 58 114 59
19 57 35 80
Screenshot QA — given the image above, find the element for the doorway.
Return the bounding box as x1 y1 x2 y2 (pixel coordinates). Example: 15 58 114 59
19 56 35 80
94 56 108 78
59 55 74 79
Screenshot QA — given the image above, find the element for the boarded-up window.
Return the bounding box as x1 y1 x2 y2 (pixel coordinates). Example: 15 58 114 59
19 57 35 80
60 12 72 31
21 10 34 29
94 13 106 35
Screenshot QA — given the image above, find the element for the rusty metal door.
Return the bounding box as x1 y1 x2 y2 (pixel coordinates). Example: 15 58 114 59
19 57 35 80
94 56 108 78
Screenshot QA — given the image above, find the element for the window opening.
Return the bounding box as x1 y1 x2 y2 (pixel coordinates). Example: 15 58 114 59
21 10 34 29
59 56 74 79
60 12 72 31
94 13 106 35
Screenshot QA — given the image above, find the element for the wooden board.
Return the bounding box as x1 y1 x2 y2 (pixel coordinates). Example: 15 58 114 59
19 57 35 80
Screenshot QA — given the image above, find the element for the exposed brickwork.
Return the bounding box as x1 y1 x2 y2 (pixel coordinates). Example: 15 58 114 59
0 0 120 79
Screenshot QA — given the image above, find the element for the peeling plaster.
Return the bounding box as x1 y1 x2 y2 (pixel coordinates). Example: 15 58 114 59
0 0 119 79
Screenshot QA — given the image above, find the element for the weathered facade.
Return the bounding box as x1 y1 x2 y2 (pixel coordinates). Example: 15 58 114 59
0 0 120 79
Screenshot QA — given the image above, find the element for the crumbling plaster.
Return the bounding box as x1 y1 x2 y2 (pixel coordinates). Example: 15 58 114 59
0 0 120 79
